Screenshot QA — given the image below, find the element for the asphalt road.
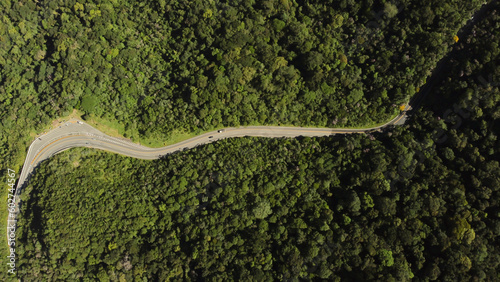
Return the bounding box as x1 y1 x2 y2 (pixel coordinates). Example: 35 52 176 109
14 110 408 201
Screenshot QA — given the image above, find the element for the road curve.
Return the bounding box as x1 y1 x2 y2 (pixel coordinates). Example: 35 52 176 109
6 110 408 246
12 109 409 207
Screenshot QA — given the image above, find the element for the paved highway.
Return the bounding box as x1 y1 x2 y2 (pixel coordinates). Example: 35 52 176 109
13 108 409 205
6 110 409 249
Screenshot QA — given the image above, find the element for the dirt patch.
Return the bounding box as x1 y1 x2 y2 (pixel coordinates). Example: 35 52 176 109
51 119 61 128
50 109 83 129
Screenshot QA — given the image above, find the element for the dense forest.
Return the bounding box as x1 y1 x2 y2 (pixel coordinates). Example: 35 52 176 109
1 0 487 271
0 0 484 140
1 0 484 137
0 1 487 260
13 0 500 279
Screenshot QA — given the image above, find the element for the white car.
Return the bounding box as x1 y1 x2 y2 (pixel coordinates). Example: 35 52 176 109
217 129 225 133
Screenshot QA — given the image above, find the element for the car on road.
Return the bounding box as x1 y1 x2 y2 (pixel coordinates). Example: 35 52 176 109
217 129 225 133
209 136 213 138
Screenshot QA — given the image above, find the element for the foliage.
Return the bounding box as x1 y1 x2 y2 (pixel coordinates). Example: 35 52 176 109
2 0 499 280
16 23 500 277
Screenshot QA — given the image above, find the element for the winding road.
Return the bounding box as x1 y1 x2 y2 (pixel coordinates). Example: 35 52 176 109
6 102 410 247
9 109 408 221
14 110 408 202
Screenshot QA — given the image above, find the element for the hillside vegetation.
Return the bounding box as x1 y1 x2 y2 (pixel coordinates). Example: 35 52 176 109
1 0 486 268
14 1 500 279
0 0 484 139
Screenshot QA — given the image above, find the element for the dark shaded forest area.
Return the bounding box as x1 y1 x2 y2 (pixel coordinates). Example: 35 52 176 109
14 1 500 280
